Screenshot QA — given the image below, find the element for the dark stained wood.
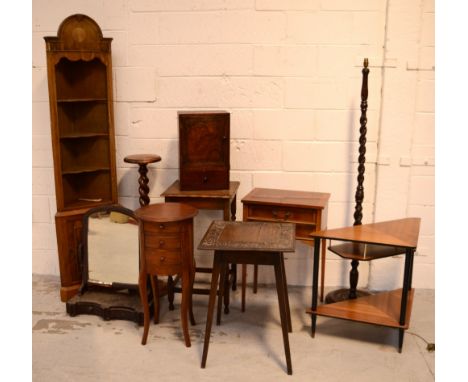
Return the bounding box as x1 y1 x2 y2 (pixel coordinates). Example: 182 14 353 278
178 111 230 190
310 218 421 248
124 154 162 165
307 289 414 329
199 221 295 375
65 204 150 325
241 188 330 305
199 221 295 252
354 58 369 226
124 154 162 206
331 58 369 301
45 14 118 301
136 203 198 347
161 180 239 295
66 289 145 325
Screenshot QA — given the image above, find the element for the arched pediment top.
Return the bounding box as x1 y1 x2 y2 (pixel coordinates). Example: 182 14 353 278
46 14 111 51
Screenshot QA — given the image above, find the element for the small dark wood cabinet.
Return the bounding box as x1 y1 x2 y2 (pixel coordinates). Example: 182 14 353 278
44 14 118 301
178 111 230 191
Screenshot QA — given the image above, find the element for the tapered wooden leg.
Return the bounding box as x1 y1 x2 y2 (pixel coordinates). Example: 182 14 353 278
181 270 191 347
223 263 231 314
139 272 150 345
201 254 222 369
253 264 258 293
274 257 292 375
398 328 405 353
311 314 317 338
189 268 196 326
320 239 326 303
150 275 160 324
168 275 175 311
241 263 247 312
217 260 227 325
279 253 292 333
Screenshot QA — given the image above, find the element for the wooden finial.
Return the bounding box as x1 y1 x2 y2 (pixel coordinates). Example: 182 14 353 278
363 58 369 68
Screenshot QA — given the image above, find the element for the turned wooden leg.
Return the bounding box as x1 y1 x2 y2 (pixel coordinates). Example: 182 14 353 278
150 275 160 324
201 253 222 369
139 272 150 345
181 270 191 347
137 164 150 207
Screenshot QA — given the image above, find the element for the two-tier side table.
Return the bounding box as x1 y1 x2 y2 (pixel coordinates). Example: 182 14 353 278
161 180 240 311
307 218 420 352
241 188 330 310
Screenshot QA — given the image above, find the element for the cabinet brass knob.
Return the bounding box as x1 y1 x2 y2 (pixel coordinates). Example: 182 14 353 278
159 224 165 229
159 240 164 246
203 176 208 183
160 256 165 262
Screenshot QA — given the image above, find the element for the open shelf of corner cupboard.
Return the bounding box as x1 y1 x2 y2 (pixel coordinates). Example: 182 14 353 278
44 14 118 301
306 218 420 353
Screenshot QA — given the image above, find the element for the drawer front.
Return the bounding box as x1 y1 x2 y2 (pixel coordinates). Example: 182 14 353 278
145 233 181 250
145 248 182 275
144 221 181 234
180 168 229 190
248 205 317 224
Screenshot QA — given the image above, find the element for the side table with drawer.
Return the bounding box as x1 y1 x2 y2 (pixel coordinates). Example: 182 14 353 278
135 202 198 347
241 188 330 310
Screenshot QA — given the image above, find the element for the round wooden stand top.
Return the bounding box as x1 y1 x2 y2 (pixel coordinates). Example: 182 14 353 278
135 202 198 223
124 154 161 165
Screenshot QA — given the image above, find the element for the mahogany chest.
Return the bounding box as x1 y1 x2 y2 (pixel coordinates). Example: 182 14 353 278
178 111 230 191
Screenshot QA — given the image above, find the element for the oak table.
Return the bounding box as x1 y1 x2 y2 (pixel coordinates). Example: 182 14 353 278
199 221 296 375
161 180 240 310
307 218 420 352
124 154 162 207
241 188 330 309
135 202 198 347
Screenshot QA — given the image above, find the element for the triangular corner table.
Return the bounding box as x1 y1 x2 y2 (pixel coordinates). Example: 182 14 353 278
306 218 420 352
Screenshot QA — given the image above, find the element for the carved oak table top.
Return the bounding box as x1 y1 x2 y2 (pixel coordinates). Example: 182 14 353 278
198 221 296 253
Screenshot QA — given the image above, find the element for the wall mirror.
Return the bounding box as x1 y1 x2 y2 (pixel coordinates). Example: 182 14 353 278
66 204 147 324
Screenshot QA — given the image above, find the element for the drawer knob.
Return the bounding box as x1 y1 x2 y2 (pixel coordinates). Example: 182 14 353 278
284 211 291 220
272 210 278 218
159 240 165 247
159 224 165 229
160 256 165 262
203 176 208 183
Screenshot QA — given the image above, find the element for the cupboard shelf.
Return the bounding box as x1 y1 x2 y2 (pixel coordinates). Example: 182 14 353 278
62 166 110 175
60 132 109 139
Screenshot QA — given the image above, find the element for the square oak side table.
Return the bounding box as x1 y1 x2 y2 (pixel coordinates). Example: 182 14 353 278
199 221 296 375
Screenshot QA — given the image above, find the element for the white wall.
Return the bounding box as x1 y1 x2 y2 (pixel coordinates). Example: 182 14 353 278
32 0 434 289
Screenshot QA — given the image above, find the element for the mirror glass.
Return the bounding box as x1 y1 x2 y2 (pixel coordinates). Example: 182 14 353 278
87 210 139 286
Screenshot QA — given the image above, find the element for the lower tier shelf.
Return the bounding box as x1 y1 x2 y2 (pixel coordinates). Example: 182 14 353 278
306 288 414 329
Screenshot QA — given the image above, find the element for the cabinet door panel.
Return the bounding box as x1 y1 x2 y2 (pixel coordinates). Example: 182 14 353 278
179 112 230 190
